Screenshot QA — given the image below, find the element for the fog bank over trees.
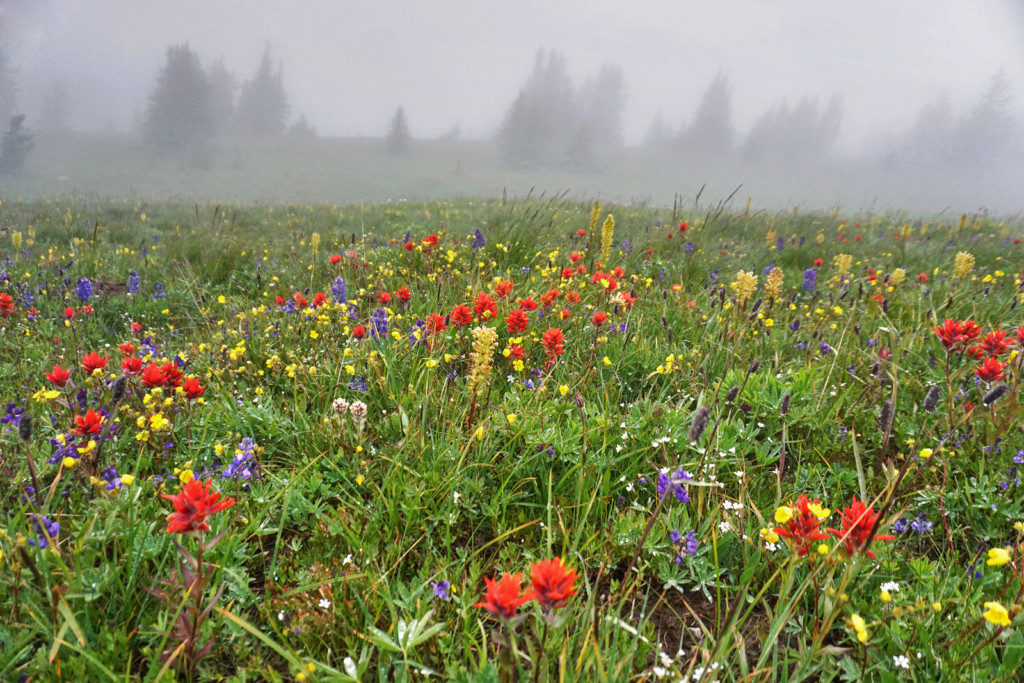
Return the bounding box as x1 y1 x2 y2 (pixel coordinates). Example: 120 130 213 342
2 1 1024 212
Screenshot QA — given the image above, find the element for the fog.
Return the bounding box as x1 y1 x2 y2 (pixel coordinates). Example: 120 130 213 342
3 0 1024 213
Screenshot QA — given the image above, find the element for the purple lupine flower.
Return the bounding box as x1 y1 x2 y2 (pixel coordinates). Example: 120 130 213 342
802 268 817 291
432 581 451 600
371 307 389 340
76 277 93 302
656 468 691 503
100 465 123 491
331 276 347 303
28 514 60 548
128 271 140 294
222 437 257 481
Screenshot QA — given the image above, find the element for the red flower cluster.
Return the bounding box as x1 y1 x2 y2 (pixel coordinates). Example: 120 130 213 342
181 377 205 400
542 328 565 361
933 319 981 351
450 304 472 327
474 293 497 320
71 409 105 436
475 572 533 619
122 357 144 375
773 495 830 557
425 312 446 335
979 330 1011 357
527 557 579 613
828 499 894 559
506 308 529 334
0 292 14 318
975 356 1005 383
81 351 109 375
141 363 167 388
540 288 560 308
162 478 235 534
475 557 579 619
46 364 71 387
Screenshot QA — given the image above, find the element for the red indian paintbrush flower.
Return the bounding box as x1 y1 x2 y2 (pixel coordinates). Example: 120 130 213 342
45 364 71 387
506 308 529 334
140 363 167 388
773 495 830 557
591 311 608 327
81 351 109 375
828 499 894 559
542 328 565 360
181 377 205 400
121 357 144 375
980 330 1011 357
474 572 534 619
71 409 105 436
975 356 1005 383
474 292 497 320
527 557 579 612
162 478 235 534
161 361 183 387
118 342 136 355
425 313 446 335
450 304 473 327
495 279 514 298
933 319 981 351
0 292 14 318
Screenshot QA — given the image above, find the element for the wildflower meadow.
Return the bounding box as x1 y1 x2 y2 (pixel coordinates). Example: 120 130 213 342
1 196 1023 680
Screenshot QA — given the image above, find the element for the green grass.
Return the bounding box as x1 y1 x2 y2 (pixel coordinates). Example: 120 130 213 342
0 196 1023 680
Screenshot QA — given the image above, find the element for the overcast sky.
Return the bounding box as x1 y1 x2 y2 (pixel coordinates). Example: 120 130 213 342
5 0 1024 147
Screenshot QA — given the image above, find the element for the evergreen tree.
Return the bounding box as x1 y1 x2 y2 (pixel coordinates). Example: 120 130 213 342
0 47 18 125
287 113 317 139
386 106 411 155
497 49 581 164
206 58 238 136
680 73 734 152
643 111 672 149
144 44 213 150
743 95 842 160
236 44 289 137
956 71 1018 163
38 81 70 133
0 114 33 175
579 64 626 148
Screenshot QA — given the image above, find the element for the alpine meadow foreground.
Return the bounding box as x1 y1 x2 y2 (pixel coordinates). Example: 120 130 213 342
1 196 1024 681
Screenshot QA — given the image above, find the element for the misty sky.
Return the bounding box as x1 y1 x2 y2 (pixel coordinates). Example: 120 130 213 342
6 0 1024 148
